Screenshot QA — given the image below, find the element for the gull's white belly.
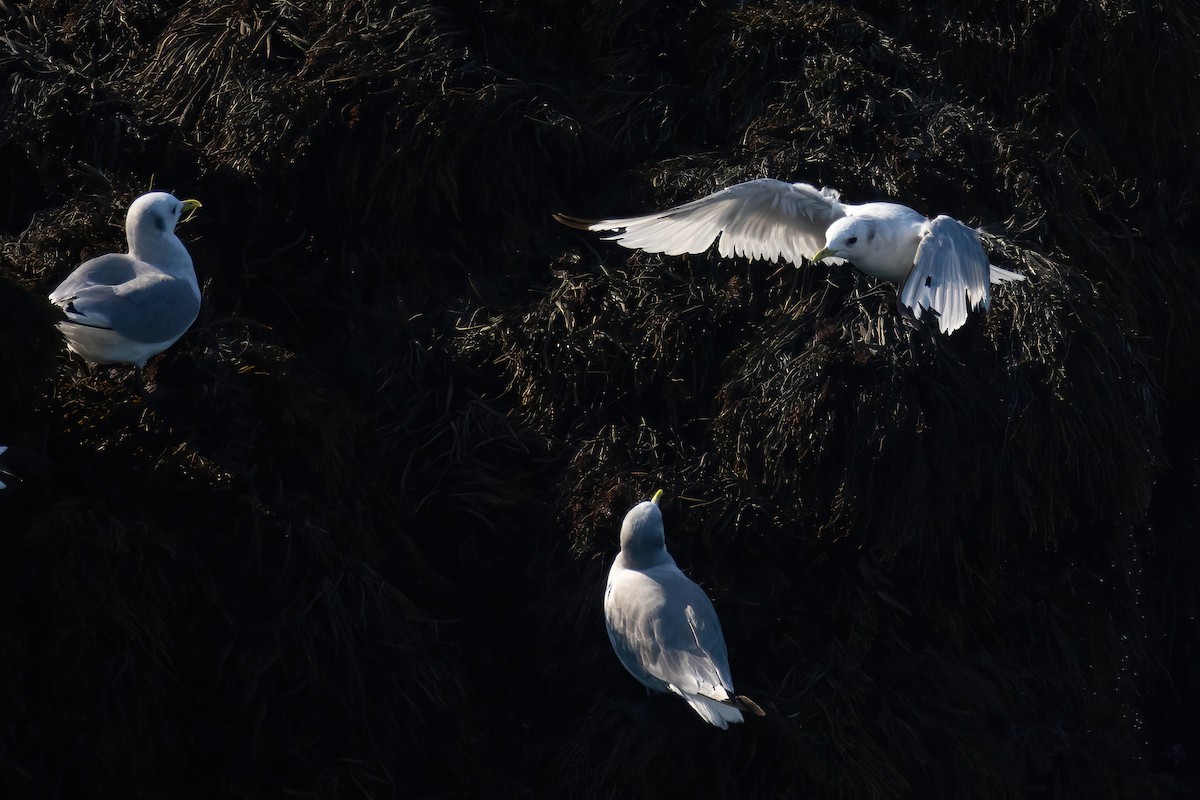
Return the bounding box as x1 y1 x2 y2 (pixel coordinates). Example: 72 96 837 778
58 323 183 366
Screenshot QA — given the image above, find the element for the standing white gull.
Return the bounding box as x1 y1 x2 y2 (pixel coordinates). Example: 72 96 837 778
48 191 203 366
556 178 1024 334
604 490 764 729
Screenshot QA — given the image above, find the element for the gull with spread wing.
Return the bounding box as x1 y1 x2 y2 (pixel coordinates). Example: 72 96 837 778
557 178 1024 334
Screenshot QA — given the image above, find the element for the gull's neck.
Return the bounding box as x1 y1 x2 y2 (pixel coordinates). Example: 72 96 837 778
617 537 676 570
128 227 195 280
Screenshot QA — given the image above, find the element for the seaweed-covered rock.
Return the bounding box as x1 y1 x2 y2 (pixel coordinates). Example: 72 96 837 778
1 1 1197 798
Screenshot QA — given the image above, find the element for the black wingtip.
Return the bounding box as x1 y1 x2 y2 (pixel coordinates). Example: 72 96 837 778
733 694 766 717
552 212 597 230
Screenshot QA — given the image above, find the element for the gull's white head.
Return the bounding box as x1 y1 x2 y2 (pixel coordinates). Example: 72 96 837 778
126 192 202 242
124 192 201 264
618 489 669 567
813 217 878 264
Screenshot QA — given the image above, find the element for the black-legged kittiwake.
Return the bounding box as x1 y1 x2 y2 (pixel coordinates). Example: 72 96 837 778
557 178 1025 334
48 191 203 365
604 490 764 729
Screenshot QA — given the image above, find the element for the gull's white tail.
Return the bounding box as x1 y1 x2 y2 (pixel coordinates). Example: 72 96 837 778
680 693 746 730
988 264 1025 284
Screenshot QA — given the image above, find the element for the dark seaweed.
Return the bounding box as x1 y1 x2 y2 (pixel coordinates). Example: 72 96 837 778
1 1 1197 797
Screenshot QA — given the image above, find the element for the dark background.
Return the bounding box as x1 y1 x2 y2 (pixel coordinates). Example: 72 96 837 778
1 1 1198 797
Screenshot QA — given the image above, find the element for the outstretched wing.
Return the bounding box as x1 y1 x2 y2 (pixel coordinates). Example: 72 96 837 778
901 215 991 334
557 179 847 266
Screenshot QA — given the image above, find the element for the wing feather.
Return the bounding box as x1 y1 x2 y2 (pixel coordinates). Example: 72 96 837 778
605 565 737 702
901 215 991 334
48 253 137 306
558 179 847 265
51 254 200 343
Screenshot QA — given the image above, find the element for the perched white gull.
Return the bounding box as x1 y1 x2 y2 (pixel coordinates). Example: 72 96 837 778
556 178 1024 334
604 490 763 729
49 191 203 366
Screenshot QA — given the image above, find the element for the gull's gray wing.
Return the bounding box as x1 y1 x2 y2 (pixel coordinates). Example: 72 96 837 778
559 179 847 266
605 565 736 701
901 215 991 334
52 254 199 343
48 253 137 306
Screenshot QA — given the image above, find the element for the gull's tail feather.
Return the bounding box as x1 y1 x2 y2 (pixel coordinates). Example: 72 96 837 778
988 264 1025 284
681 693 746 729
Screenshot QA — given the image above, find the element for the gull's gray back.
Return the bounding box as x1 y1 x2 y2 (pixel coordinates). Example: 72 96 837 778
604 560 736 698
52 253 201 343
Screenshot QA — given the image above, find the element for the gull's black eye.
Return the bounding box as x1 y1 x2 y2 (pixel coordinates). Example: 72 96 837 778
847 236 858 245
